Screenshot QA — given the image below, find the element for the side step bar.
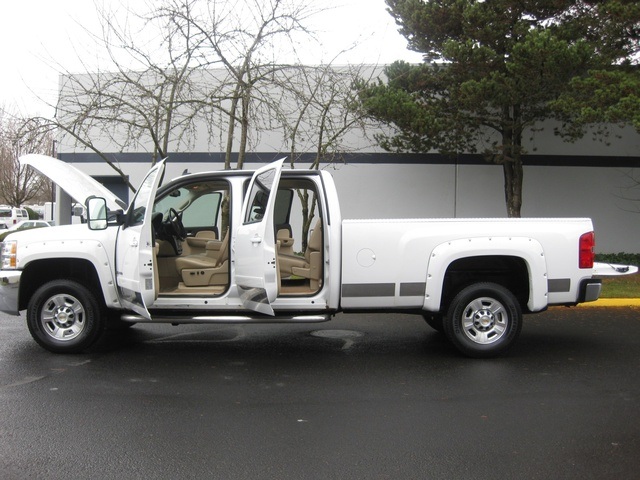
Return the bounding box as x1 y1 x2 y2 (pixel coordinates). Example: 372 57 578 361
119 313 331 324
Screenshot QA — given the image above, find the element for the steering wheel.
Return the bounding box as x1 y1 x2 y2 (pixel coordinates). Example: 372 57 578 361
160 208 186 255
167 208 187 241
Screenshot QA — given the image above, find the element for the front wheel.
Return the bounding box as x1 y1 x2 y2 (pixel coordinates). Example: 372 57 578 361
444 282 522 358
27 280 105 353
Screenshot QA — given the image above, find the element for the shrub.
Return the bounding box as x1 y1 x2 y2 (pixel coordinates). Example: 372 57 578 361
25 207 38 220
595 253 640 266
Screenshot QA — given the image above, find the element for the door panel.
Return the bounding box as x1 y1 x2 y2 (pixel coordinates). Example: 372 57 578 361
234 159 284 315
115 161 166 319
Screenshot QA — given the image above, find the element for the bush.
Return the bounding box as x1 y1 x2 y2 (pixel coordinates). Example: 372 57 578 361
595 253 640 266
25 207 39 220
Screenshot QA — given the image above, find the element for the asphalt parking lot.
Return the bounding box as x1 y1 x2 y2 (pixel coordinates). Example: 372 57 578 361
1 307 639 479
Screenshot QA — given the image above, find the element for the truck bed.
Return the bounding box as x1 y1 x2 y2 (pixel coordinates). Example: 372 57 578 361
340 217 595 311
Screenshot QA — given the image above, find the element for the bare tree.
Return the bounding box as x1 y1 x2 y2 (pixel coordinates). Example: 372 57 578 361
24 0 216 192
23 0 375 221
277 63 383 248
164 0 322 169
23 0 329 186
0 111 54 206
61 1 211 181
287 64 383 168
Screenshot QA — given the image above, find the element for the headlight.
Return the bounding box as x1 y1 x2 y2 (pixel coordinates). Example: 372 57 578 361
1 240 17 269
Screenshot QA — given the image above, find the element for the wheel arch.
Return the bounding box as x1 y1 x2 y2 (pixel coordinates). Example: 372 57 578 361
423 237 548 314
18 258 114 311
441 255 530 311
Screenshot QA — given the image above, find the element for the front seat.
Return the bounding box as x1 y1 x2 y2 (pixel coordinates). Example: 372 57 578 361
175 229 230 287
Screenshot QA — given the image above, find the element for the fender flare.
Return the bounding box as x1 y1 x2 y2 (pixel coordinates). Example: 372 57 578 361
19 239 121 310
423 236 548 313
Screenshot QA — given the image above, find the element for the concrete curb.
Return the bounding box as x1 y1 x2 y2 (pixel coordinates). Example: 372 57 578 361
578 298 640 308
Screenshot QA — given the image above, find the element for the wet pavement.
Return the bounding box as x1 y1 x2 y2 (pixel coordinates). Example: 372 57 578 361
1 307 639 479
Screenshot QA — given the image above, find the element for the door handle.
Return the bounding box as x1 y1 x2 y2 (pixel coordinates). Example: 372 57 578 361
251 236 262 245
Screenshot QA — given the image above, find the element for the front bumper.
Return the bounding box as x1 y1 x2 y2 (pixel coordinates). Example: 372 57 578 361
0 270 22 315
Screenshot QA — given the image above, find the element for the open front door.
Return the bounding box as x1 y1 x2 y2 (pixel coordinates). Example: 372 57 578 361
115 160 166 319
234 159 284 315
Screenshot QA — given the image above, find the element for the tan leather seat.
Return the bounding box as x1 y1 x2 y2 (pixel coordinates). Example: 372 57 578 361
175 229 229 287
277 228 304 276
291 221 323 291
277 229 295 256
185 230 218 254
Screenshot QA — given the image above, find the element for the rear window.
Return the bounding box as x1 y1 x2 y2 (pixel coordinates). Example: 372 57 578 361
0 209 10 218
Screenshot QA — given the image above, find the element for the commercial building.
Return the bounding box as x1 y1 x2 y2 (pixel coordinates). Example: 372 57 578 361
55 68 640 252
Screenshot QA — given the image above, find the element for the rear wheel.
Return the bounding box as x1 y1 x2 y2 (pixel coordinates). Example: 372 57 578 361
444 282 522 358
27 280 105 353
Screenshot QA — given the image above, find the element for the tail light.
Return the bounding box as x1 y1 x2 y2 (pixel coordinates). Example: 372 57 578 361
579 231 595 269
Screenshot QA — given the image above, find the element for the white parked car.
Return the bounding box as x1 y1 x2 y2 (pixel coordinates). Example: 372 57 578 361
0 220 51 241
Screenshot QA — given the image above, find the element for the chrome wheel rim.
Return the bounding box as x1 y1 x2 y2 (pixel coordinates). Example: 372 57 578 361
40 293 86 341
461 297 508 345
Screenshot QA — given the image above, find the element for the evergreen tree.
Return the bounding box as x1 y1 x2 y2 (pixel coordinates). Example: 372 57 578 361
359 0 637 217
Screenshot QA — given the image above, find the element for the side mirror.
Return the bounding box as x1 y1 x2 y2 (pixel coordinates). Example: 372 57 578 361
86 197 108 230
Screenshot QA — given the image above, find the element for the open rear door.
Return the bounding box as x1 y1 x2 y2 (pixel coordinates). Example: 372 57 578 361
234 159 284 315
115 160 165 319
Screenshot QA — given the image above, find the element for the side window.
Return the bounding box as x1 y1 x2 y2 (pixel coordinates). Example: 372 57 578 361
127 168 159 227
153 181 229 234
244 167 277 224
182 192 222 229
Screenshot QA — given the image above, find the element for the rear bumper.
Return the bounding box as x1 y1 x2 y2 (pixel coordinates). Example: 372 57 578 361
0 270 21 315
579 278 602 303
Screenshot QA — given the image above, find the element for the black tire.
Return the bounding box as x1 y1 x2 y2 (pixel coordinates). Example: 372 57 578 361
422 314 444 332
27 280 106 353
444 282 522 358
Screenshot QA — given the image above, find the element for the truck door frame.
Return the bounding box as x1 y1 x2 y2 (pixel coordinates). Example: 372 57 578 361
115 160 166 319
234 159 284 315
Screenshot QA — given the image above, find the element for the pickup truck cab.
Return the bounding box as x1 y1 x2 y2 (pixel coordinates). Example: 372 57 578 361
1 155 635 357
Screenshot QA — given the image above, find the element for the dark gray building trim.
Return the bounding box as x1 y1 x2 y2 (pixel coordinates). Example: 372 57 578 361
58 152 640 168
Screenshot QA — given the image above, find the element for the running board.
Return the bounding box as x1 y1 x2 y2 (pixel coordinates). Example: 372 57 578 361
119 313 331 324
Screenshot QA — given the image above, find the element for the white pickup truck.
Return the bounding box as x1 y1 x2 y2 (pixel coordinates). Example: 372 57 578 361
0 155 635 357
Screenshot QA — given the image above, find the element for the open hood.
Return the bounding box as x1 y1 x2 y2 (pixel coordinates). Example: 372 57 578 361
20 154 127 212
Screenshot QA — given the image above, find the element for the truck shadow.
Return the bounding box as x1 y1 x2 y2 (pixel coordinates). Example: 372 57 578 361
88 316 617 365
16 307 622 365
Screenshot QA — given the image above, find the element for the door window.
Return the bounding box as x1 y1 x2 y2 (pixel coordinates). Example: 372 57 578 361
153 181 228 235
127 169 161 227
244 168 277 224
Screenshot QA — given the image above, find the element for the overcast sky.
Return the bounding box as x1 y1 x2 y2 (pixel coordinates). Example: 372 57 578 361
0 0 422 117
